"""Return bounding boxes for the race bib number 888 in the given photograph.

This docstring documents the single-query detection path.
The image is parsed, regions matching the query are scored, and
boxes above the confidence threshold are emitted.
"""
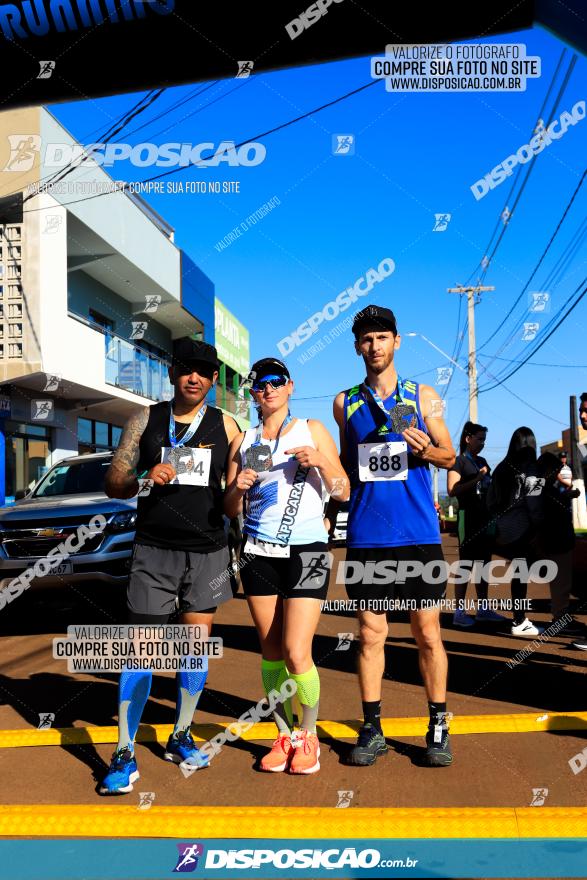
[358,441,408,482]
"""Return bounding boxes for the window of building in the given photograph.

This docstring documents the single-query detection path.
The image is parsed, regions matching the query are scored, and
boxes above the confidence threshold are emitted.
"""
[4,421,51,501]
[78,417,93,446]
[8,323,22,337]
[89,309,115,331]
[8,342,22,358]
[77,417,124,454]
[7,303,21,319]
[95,421,109,447]
[8,284,22,299]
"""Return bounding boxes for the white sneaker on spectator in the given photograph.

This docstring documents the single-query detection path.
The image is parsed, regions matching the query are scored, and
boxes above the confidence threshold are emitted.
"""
[511,618,544,637]
[453,610,475,628]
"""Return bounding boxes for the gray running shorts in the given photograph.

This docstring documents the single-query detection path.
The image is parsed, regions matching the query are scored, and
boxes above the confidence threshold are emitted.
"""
[127,543,233,617]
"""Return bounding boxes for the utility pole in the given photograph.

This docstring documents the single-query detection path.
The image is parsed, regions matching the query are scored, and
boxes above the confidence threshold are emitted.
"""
[447,283,495,422]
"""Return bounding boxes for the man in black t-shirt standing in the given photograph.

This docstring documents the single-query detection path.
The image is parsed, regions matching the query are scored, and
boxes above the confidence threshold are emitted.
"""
[99,338,239,795]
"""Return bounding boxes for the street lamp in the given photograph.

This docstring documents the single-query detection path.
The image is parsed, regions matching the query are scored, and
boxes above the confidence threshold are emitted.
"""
[405,332,465,506]
[405,332,466,373]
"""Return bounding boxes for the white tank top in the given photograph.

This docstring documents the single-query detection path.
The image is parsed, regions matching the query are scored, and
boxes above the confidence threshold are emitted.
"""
[240,418,327,545]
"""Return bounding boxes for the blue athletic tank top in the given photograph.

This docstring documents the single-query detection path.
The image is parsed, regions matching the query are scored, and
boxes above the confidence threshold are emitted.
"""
[343,377,440,547]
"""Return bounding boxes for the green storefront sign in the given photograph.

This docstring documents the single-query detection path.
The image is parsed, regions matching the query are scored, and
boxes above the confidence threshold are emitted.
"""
[214,298,250,376]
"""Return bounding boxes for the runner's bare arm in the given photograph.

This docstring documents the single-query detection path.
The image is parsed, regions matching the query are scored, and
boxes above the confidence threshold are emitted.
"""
[223,432,250,518]
[402,385,455,469]
[324,392,349,534]
[304,419,350,501]
[104,406,150,499]
[332,392,348,469]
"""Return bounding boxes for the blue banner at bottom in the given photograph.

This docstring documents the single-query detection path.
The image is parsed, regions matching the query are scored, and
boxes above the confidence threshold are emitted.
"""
[0,839,586,879]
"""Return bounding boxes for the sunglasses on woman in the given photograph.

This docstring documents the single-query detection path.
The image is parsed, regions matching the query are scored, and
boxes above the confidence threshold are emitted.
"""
[251,374,289,392]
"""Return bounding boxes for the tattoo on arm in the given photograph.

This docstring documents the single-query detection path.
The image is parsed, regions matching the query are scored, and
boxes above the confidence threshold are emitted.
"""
[106,407,149,490]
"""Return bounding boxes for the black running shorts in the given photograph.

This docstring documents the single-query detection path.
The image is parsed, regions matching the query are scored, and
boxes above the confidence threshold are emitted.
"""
[239,540,331,600]
[344,544,447,611]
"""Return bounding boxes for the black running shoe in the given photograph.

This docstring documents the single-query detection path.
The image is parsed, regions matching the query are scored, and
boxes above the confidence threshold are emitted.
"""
[553,617,586,639]
[348,723,388,766]
[424,722,452,767]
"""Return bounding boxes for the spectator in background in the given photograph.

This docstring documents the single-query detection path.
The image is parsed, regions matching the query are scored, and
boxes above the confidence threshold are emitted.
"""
[557,451,573,490]
[535,452,584,638]
[487,427,544,638]
[579,393,587,432]
[448,422,505,627]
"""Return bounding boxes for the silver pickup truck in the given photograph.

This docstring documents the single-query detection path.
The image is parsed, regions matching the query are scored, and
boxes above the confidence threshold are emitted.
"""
[0,452,137,590]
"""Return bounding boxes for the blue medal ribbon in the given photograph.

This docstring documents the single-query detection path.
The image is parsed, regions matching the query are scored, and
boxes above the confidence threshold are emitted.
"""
[253,410,293,454]
[168,401,207,448]
[360,376,405,432]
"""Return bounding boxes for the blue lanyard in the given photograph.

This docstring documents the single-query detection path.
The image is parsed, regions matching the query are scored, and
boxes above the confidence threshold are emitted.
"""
[361,377,404,430]
[253,410,293,454]
[168,401,207,448]
[465,451,480,470]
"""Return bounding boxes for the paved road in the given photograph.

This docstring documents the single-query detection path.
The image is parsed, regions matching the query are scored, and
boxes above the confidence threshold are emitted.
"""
[0,535,586,811]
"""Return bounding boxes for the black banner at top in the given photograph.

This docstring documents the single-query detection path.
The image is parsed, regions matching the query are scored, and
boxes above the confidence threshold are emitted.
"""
[0,0,583,110]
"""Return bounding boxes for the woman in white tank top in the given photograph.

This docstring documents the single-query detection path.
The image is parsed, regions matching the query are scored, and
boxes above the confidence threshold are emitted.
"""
[224,357,349,776]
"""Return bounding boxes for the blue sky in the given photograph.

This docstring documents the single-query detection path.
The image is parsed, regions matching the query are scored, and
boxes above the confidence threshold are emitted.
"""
[51,26,587,476]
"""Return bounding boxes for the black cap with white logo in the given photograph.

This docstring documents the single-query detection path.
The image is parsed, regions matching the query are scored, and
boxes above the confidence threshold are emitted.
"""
[172,337,220,370]
[250,357,290,381]
[352,304,398,337]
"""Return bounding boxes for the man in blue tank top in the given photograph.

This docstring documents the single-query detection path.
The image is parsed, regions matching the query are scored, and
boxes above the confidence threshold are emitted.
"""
[331,305,456,767]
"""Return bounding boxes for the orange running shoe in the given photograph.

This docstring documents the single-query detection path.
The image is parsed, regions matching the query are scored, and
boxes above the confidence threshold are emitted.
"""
[289,729,320,775]
[259,735,293,772]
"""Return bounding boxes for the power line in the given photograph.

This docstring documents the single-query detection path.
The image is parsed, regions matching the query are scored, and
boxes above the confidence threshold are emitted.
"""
[19,89,167,203]
[441,53,572,399]
[480,220,587,387]
[479,275,587,392]
[477,167,586,356]
[122,81,221,140]
[22,79,380,214]
[463,48,568,287]
[479,354,587,368]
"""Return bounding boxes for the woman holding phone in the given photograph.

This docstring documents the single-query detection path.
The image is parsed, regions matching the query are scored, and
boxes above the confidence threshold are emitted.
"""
[224,357,349,775]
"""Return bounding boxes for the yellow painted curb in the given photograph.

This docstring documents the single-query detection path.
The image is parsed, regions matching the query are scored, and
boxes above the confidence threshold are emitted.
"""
[0,711,585,748]
[0,805,585,839]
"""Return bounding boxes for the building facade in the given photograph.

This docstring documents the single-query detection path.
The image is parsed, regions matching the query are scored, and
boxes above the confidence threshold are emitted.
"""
[214,297,251,429]
[0,107,249,503]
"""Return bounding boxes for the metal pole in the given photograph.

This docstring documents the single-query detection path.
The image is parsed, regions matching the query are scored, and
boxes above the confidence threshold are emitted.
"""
[467,289,478,423]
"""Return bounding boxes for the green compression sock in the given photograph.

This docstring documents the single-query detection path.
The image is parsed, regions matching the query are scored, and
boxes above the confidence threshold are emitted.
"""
[261,658,293,736]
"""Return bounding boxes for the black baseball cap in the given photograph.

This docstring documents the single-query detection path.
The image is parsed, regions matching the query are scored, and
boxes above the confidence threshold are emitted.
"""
[559,450,568,458]
[250,357,290,381]
[352,304,398,337]
[172,337,219,370]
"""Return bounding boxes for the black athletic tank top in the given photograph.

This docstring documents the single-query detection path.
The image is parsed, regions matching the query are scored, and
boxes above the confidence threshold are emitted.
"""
[135,401,229,552]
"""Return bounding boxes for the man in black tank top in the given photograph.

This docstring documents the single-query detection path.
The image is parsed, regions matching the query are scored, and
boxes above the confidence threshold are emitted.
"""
[99,338,240,795]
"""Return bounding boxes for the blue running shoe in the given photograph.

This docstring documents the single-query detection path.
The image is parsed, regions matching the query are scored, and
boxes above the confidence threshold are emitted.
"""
[164,729,210,770]
[99,747,139,795]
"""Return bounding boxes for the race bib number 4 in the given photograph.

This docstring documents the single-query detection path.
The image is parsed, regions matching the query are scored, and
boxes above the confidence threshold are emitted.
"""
[358,441,408,482]
[161,446,211,486]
